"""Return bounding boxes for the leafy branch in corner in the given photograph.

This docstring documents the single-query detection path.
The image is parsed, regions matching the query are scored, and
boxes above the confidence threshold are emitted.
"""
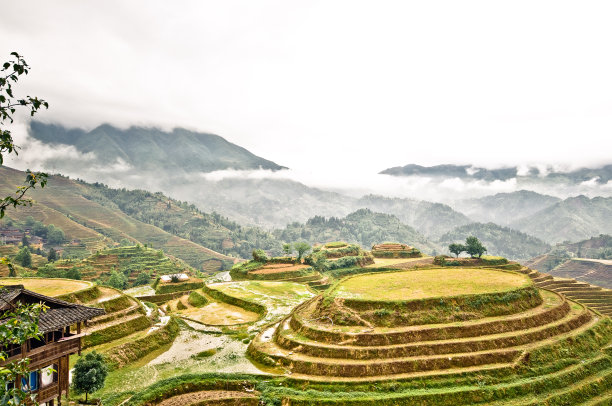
[0,52,49,219]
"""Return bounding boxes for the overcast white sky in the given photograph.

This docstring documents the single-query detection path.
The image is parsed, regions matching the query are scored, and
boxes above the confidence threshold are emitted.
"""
[2,0,612,180]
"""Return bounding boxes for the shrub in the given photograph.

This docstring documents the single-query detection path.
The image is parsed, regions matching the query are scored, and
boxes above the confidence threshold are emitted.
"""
[155,280,204,295]
[252,249,269,262]
[191,348,217,359]
[187,291,208,307]
[324,241,348,248]
[176,300,187,310]
[433,256,447,266]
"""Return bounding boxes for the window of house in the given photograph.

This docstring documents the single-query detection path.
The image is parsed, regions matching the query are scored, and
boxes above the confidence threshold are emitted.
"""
[20,371,39,392]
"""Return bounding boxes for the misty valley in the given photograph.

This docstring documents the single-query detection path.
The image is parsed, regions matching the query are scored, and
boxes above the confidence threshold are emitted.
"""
[1,122,612,405]
[3,5,612,404]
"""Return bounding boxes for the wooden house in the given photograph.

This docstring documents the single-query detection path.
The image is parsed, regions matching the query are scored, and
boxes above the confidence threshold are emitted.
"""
[0,285,105,405]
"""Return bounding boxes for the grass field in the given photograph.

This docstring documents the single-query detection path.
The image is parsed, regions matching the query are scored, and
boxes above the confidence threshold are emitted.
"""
[250,263,310,274]
[366,256,432,268]
[173,297,260,325]
[334,268,531,301]
[0,277,93,297]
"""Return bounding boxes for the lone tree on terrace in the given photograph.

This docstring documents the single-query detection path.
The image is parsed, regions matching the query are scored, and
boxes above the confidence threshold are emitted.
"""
[448,243,465,258]
[465,236,487,258]
[15,245,32,268]
[282,243,292,256]
[294,242,311,262]
[73,351,108,402]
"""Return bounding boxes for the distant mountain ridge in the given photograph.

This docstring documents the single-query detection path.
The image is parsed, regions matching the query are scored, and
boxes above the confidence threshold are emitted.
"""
[454,190,561,226]
[380,163,612,184]
[510,196,612,243]
[29,121,287,172]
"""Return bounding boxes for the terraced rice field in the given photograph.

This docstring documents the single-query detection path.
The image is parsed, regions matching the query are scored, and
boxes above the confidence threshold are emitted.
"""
[334,268,530,301]
[0,277,93,296]
[250,263,311,274]
[169,292,260,325]
[366,256,430,268]
[249,266,610,404]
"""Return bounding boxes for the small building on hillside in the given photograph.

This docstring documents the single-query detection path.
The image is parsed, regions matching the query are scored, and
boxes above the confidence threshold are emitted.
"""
[160,273,189,283]
[0,285,105,405]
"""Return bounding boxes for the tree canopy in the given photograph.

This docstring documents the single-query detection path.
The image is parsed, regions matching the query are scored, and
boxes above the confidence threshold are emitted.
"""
[465,236,487,258]
[72,352,108,402]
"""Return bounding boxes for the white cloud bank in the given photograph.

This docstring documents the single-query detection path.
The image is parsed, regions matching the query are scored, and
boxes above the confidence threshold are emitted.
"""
[1,0,612,179]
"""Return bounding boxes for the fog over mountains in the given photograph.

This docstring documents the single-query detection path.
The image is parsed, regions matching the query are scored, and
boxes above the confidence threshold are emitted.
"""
[5,121,612,260]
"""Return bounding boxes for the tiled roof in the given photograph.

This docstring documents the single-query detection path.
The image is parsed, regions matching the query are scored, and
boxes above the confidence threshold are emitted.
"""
[0,285,105,332]
[38,307,105,332]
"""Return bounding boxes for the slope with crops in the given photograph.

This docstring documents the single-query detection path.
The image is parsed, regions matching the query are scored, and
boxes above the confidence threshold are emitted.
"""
[0,166,236,272]
[246,263,612,404]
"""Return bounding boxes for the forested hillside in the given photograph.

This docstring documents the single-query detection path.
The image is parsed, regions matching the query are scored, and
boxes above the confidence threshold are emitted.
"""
[510,195,612,243]
[275,209,439,253]
[438,222,550,260]
[356,195,471,238]
[454,190,560,225]
[0,166,237,272]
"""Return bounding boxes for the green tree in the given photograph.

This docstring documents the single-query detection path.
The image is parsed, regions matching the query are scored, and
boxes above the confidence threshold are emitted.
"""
[64,267,82,280]
[448,243,465,258]
[134,271,151,286]
[0,300,47,405]
[107,270,128,290]
[252,249,268,262]
[282,243,292,256]
[72,351,108,402]
[465,236,487,258]
[32,221,47,238]
[294,241,311,262]
[47,247,57,262]
[15,246,31,268]
[21,234,29,247]
[46,225,65,245]
[0,52,49,406]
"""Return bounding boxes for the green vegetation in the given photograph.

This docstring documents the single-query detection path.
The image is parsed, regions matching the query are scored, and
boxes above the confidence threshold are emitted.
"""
[83,315,151,348]
[73,351,108,402]
[155,278,204,295]
[333,268,530,301]
[187,290,208,307]
[14,246,31,267]
[371,243,421,258]
[0,167,236,272]
[323,241,347,248]
[439,222,549,260]
[103,317,180,369]
[294,242,311,261]
[276,209,438,254]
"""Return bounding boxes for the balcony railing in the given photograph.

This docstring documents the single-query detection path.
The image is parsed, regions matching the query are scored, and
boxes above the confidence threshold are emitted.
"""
[2,335,82,368]
[27,335,81,368]
[31,383,60,404]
